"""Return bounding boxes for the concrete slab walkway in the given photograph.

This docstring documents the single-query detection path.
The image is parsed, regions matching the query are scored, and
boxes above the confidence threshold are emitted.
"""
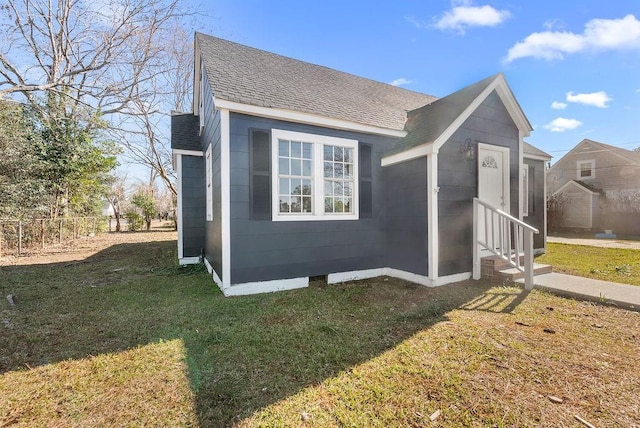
[517,272,640,311]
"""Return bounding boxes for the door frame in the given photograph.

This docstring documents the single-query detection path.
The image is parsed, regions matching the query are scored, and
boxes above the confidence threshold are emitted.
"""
[477,142,510,212]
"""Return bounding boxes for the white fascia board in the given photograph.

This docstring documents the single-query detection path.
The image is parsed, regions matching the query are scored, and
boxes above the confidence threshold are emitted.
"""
[381,143,435,167]
[214,99,407,138]
[192,42,202,114]
[172,149,204,157]
[554,180,599,196]
[433,75,532,152]
[523,153,551,161]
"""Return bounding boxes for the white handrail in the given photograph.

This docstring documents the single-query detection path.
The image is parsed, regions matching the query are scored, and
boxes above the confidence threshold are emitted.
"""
[472,198,538,290]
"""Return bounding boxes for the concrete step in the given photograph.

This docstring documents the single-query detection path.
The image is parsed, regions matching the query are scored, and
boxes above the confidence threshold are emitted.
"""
[497,263,553,281]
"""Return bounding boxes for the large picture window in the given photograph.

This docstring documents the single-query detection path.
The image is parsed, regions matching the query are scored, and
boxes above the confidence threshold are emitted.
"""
[271,129,358,221]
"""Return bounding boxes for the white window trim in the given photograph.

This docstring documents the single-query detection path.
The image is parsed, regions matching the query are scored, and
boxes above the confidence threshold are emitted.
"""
[271,129,359,221]
[205,144,213,221]
[522,166,529,217]
[577,159,595,180]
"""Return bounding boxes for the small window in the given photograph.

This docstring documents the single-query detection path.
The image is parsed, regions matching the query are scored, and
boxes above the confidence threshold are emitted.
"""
[205,145,212,221]
[271,129,359,221]
[522,166,529,217]
[577,159,595,179]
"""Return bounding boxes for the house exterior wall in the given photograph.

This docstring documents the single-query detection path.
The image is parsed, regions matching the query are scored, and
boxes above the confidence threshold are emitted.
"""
[548,141,640,194]
[561,188,593,229]
[181,155,206,257]
[226,112,429,284]
[438,90,520,276]
[524,158,546,250]
[200,72,224,278]
[384,158,428,276]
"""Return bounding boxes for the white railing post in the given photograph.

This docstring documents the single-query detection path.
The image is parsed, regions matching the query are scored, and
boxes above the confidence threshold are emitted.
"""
[523,230,534,290]
[472,198,480,280]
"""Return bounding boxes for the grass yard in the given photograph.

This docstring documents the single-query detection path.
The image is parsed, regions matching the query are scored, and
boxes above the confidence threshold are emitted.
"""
[537,242,640,286]
[1,232,639,427]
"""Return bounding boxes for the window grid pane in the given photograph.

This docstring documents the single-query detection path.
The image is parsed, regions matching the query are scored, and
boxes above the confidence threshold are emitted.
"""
[278,139,313,214]
[323,145,354,214]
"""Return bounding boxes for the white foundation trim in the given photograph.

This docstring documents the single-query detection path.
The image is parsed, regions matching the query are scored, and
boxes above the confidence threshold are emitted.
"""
[432,272,472,286]
[214,99,407,138]
[179,257,200,265]
[206,267,475,296]
[223,277,309,297]
[327,268,387,284]
[203,257,223,289]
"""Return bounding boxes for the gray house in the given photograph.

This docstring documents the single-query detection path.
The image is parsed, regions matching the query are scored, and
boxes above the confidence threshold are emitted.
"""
[548,138,640,234]
[171,33,550,296]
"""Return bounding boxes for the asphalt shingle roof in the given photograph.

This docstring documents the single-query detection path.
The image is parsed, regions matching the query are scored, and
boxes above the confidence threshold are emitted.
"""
[523,141,551,159]
[171,113,201,151]
[196,33,437,131]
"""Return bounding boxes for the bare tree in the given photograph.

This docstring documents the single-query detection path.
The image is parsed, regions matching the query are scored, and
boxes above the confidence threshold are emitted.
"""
[0,0,184,119]
[106,176,128,232]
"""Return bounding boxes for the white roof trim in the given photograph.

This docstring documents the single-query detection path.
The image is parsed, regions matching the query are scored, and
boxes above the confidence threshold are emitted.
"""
[380,74,532,167]
[433,74,531,151]
[381,143,435,167]
[553,180,600,196]
[172,149,203,157]
[524,153,551,161]
[214,99,408,138]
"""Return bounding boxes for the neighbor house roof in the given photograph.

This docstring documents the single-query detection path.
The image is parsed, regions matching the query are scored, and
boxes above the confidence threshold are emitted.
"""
[171,113,201,151]
[195,33,437,132]
[523,142,551,159]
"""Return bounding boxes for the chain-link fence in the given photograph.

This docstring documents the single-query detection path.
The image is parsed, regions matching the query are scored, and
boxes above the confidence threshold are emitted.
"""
[0,217,108,257]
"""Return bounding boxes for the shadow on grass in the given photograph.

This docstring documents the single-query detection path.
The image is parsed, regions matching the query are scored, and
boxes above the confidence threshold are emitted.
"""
[0,239,525,427]
[460,287,532,314]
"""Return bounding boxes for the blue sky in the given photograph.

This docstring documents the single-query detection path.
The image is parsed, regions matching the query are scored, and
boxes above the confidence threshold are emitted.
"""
[194,0,640,162]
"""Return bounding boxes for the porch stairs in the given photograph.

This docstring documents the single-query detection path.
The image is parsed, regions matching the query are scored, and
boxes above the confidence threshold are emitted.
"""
[472,198,549,290]
[480,255,552,283]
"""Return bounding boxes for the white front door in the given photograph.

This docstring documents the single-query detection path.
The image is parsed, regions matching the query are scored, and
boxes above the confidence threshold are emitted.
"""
[477,143,510,245]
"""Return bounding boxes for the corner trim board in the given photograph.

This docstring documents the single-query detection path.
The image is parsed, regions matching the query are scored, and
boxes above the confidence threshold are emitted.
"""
[176,154,184,260]
[220,109,231,288]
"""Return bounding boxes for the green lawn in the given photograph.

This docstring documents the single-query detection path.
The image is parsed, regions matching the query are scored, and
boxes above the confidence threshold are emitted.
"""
[1,232,639,427]
[537,242,640,286]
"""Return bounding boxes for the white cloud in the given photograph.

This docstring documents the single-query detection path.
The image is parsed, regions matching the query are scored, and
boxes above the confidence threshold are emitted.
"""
[405,16,427,29]
[435,4,511,34]
[544,117,582,132]
[566,91,612,108]
[551,101,567,110]
[389,78,413,87]
[505,14,640,62]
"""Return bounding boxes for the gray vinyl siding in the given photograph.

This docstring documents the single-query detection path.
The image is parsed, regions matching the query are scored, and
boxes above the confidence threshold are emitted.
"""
[181,155,205,257]
[548,142,640,194]
[524,158,545,249]
[384,158,428,276]
[227,113,429,284]
[201,70,224,278]
[438,90,519,276]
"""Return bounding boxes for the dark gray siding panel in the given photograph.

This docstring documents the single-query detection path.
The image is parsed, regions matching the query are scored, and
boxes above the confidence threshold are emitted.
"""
[438,90,520,276]
[200,71,223,278]
[384,158,428,275]
[181,155,205,257]
[524,158,545,249]
[228,113,409,284]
